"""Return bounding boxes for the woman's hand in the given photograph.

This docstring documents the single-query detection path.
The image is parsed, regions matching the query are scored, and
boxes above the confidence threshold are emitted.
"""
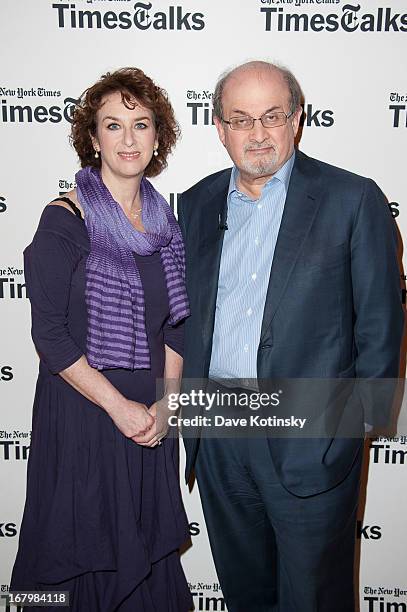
[136,396,173,448]
[109,399,155,441]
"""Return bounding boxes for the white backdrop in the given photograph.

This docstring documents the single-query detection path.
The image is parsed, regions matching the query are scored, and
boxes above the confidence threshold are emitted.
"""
[1,1,406,609]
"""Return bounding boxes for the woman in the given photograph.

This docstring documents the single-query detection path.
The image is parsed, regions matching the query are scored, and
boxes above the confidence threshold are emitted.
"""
[11,67,193,611]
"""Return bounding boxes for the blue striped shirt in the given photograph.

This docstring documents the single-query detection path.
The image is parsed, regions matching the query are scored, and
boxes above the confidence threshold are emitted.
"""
[209,151,295,381]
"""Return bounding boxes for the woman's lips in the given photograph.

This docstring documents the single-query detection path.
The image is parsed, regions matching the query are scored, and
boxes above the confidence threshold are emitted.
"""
[118,151,141,160]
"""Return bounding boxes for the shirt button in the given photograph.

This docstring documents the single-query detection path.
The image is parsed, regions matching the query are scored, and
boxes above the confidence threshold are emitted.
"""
[257,204,263,209]
[254,237,259,245]
[247,308,252,316]
[251,273,257,281]
[244,344,249,352]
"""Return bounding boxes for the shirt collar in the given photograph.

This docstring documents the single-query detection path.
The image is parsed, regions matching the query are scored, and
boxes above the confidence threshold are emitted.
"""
[228,149,296,199]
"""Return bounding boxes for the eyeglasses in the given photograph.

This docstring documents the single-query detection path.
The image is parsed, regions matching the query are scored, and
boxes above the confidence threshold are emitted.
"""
[222,110,294,131]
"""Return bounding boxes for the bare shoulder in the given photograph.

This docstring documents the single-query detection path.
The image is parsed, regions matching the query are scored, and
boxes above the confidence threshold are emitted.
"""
[47,189,84,217]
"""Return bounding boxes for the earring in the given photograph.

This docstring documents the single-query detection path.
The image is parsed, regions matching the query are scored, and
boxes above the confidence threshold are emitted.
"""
[94,150,99,159]
[153,147,158,157]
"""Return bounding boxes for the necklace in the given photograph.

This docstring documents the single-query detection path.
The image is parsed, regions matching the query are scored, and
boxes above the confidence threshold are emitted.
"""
[129,206,142,219]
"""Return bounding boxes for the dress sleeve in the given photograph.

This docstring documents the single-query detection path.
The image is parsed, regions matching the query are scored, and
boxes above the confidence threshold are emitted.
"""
[24,226,85,374]
[163,318,185,358]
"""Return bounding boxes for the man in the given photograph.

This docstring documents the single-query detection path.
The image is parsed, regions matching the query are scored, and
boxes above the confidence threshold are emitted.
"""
[177,61,403,612]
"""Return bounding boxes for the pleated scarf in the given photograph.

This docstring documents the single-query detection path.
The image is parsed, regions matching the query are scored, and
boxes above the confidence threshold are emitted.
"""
[76,166,189,370]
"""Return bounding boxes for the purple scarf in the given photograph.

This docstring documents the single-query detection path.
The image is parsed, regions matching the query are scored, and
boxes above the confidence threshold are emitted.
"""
[76,166,189,370]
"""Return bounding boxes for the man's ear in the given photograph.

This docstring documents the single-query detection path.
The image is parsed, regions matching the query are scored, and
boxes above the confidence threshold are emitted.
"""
[214,115,226,147]
[291,106,303,139]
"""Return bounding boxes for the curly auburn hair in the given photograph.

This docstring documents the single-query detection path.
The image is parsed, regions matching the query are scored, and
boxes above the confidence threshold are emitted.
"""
[70,67,180,177]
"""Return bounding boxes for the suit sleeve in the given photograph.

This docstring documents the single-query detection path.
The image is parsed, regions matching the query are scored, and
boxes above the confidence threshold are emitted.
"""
[350,179,404,428]
[351,178,403,378]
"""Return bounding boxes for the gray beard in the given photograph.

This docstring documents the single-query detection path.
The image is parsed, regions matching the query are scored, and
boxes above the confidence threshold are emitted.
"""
[240,146,278,177]
[240,156,278,177]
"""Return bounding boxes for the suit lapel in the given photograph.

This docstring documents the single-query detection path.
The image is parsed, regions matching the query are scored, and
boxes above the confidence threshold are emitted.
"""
[198,170,230,351]
[260,152,323,341]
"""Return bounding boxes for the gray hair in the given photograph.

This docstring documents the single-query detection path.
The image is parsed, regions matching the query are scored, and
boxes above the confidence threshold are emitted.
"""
[212,60,303,119]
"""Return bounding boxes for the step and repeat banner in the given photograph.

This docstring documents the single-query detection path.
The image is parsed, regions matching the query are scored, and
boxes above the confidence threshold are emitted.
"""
[1,0,406,609]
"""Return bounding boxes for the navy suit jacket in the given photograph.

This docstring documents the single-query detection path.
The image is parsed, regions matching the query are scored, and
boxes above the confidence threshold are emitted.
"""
[178,150,404,496]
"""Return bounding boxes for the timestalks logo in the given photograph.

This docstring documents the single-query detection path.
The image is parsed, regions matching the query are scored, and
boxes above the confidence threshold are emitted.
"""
[189,521,200,536]
[388,202,399,219]
[191,592,225,611]
[52,2,205,30]
[0,196,7,213]
[356,521,382,540]
[389,105,407,128]
[0,440,30,461]
[0,366,13,382]
[260,4,407,32]
[169,193,180,213]
[187,102,334,127]
[0,523,17,538]
[0,275,27,299]
[370,441,407,465]
[0,97,78,124]
[300,104,334,127]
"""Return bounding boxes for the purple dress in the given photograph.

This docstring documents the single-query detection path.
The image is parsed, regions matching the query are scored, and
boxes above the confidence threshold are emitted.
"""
[11,206,193,612]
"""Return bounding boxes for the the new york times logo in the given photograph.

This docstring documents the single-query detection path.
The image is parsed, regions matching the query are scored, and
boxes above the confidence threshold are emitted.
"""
[389,92,407,128]
[85,0,131,3]
[363,586,407,611]
[0,86,61,99]
[189,579,224,611]
[262,1,340,5]
[0,195,7,214]
[52,2,205,30]
[59,179,76,196]
[0,267,27,299]
[0,430,31,461]
[260,3,407,32]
